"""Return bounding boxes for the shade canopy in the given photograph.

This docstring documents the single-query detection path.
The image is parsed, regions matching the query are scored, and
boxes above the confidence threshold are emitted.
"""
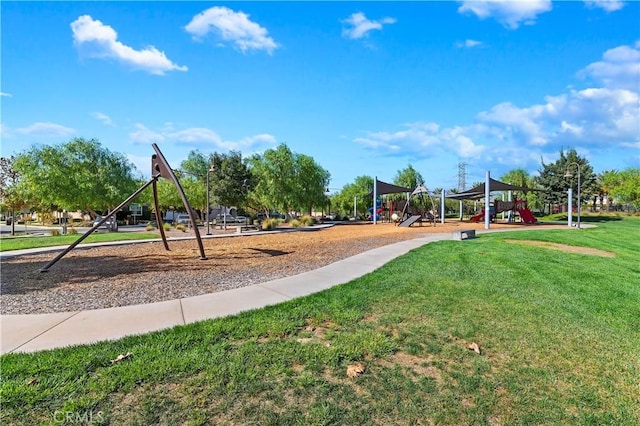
[447,178,543,200]
[367,179,413,197]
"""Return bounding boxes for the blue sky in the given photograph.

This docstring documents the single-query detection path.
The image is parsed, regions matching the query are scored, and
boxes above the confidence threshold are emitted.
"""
[2,1,639,191]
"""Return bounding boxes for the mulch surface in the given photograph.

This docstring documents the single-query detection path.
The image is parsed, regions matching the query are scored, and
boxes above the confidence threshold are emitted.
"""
[1,221,561,314]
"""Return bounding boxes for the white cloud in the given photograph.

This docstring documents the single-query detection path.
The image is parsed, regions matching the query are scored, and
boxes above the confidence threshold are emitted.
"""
[126,154,151,177]
[91,112,114,126]
[477,88,639,148]
[584,0,625,12]
[456,39,483,48]
[355,121,485,159]
[129,123,165,144]
[458,0,552,29]
[169,128,222,145]
[579,41,640,90]
[1,92,12,97]
[185,6,278,54]
[130,123,276,151]
[354,42,639,174]
[16,122,76,137]
[0,124,10,138]
[341,12,397,40]
[71,15,188,75]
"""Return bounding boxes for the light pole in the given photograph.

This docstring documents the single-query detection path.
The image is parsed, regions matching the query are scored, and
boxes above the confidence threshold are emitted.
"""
[564,162,581,229]
[206,165,215,235]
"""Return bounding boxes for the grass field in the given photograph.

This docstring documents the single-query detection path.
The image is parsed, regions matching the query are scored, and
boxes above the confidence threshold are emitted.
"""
[1,216,638,424]
[0,232,159,252]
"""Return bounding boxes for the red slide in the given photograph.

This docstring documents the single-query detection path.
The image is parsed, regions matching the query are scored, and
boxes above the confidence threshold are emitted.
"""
[470,211,484,222]
[517,208,537,224]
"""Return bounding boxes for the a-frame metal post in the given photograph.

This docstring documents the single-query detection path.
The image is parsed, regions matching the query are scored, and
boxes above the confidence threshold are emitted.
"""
[39,143,207,272]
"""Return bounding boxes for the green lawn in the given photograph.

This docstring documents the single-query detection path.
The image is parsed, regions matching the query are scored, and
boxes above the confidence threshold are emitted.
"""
[1,217,639,425]
[0,232,160,252]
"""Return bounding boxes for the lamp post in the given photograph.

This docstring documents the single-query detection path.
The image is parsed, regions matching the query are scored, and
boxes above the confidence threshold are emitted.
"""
[206,165,215,235]
[564,162,581,229]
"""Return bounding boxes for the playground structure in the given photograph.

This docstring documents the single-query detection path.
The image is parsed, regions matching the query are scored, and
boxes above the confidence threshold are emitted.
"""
[39,143,207,272]
[470,199,537,224]
[395,185,438,227]
[368,180,438,227]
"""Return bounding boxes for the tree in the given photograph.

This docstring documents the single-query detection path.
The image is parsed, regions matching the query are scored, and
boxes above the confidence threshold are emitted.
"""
[292,154,330,215]
[600,168,640,211]
[0,156,25,235]
[209,151,252,213]
[393,164,423,189]
[13,138,139,218]
[331,175,374,217]
[537,148,596,215]
[247,143,329,217]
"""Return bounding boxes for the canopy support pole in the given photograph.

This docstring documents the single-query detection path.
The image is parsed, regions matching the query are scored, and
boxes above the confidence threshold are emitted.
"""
[485,171,491,230]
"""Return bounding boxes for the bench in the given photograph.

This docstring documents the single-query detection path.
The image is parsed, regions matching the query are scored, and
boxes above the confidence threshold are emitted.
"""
[236,225,260,233]
[452,229,476,240]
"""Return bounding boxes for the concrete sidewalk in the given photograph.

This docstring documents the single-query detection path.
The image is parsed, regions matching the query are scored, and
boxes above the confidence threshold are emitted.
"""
[1,233,451,354]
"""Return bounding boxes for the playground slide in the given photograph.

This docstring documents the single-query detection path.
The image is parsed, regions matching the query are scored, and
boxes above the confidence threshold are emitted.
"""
[470,212,484,222]
[517,208,538,224]
[399,215,422,227]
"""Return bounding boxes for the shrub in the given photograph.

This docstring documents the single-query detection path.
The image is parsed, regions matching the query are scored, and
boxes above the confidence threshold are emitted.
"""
[145,224,154,231]
[176,224,187,232]
[163,223,171,231]
[261,218,279,230]
[290,219,301,228]
[300,215,315,226]
[67,228,78,235]
[50,229,60,236]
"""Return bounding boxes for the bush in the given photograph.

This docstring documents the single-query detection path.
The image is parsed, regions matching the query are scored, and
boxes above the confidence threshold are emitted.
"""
[67,228,78,235]
[163,223,171,231]
[50,229,60,236]
[176,224,187,232]
[261,218,279,230]
[145,224,154,231]
[300,215,315,226]
[290,219,301,228]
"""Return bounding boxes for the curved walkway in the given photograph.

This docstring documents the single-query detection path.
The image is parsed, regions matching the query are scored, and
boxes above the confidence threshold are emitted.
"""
[1,232,454,354]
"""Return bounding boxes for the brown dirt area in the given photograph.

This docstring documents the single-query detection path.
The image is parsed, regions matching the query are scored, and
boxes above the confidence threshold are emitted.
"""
[1,221,564,314]
[503,239,615,257]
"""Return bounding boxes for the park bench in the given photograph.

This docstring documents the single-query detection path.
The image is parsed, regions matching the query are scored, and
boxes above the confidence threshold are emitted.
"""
[236,225,260,233]
[452,229,476,240]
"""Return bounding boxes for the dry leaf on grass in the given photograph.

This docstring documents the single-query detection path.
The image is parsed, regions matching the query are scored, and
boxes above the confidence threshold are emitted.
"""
[467,343,481,355]
[110,352,133,364]
[347,362,366,378]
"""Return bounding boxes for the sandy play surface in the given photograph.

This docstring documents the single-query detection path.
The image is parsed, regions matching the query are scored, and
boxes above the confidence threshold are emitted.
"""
[1,221,562,314]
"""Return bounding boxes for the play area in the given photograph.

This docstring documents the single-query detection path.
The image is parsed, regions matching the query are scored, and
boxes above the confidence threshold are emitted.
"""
[369,176,542,228]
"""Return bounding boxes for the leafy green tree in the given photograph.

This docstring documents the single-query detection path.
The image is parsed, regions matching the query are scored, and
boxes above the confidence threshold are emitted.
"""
[248,144,296,216]
[248,143,329,217]
[393,164,423,189]
[0,156,25,235]
[292,154,330,215]
[13,138,139,218]
[537,148,596,215]
[331,175,374,217]
[209,151,252,213]
[600,168,640,211]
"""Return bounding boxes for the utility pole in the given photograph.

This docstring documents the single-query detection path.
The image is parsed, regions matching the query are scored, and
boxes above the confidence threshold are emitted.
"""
[457,162,467,192]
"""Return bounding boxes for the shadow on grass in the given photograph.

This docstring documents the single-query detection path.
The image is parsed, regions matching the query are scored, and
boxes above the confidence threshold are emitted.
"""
[556,215,624,223]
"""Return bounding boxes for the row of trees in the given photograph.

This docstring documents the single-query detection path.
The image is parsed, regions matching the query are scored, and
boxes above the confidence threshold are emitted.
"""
[328,148,639,218]
[1,139,637,232]
[0,138,331,231]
